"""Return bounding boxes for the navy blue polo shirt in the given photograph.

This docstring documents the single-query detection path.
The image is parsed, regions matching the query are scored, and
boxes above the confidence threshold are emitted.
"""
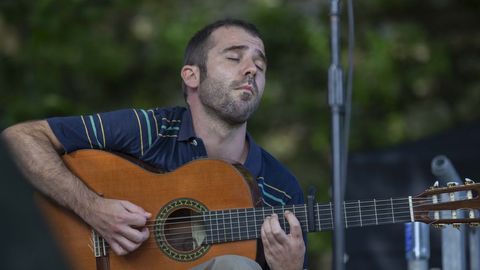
[47,106,307,268]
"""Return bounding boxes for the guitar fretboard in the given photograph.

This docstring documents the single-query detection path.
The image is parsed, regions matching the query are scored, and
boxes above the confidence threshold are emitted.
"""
[202,198,415,245]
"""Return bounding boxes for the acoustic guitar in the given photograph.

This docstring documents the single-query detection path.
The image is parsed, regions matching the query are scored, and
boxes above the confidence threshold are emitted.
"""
[36,150,480,270]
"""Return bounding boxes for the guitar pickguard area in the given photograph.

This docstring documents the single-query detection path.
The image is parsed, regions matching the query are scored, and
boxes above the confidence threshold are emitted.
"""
[154,198,211,262]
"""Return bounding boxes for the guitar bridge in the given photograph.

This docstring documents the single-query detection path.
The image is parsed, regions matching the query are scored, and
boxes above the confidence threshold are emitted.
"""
[92,230,108,257]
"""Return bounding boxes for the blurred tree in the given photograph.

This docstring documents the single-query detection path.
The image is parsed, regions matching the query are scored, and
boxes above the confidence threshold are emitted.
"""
[1,0,479,269]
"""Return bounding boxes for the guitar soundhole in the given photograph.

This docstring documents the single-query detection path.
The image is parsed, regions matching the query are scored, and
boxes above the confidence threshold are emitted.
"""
[155,198,210,262]
[164,208,200,251]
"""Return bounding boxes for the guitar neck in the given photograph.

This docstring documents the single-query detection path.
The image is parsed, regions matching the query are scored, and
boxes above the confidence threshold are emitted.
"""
[202,197,414,244]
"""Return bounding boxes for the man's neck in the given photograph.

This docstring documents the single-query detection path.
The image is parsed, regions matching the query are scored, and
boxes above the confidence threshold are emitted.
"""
[190,105,249,164]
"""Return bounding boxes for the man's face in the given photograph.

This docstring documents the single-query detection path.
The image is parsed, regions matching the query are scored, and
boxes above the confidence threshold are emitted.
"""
[198,26,267,125]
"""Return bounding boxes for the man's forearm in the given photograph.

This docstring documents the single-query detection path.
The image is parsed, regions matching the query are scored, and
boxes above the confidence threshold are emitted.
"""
[1,121,99,219]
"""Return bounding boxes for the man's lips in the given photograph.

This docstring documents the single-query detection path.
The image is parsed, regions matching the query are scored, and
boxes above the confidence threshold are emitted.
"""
[237,85,254,93]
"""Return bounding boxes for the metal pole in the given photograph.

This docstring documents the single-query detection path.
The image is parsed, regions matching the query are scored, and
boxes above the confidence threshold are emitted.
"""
[405,222,430,270]
[431,156,466,270]
[470,227,480,270]
[328,1,345,269]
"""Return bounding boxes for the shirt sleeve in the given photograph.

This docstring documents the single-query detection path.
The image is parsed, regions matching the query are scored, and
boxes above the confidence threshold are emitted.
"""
[47,108,159,158]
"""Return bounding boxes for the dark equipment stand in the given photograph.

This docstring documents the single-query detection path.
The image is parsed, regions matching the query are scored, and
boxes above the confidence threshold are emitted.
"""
[328,0,346,269]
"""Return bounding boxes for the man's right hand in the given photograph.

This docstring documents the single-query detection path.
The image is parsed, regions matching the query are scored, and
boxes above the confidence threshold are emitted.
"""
[85,198,151,256]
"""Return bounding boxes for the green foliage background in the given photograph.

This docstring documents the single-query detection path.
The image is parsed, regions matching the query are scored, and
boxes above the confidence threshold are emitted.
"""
[1,0,479,268]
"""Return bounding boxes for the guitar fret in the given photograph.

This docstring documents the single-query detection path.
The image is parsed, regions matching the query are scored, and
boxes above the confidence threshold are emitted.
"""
[344,202,348,228]
[206,211,215,244]
[245,208,249,239]
[360,200,373,227]
[224,210,230,242]
[255,208,259,238]
[262,206,265,221]
[299,205,307,232]
[249,208,256,240]
[374,199,378,225]
[217,210,223,243]
[390,198,395,223]
[227,211,231,241]
[318,204,328,230]
[219,210,224,243]
[345,201,356,227]
[222,210,227,243]
[215,211,220,243]
[235,209,240,241]
[281,205,286,232]
[238,209,247,241]
[259,208,264,238]
[377,199,392,225]
[254,208,258,239]
[226,210,231,241]
[228,210,233,242]
[303,204,310,232]
[260,208,266,237]
[203,213,210,244]
[213,211,218,243]
[207,211,214,244]
[249,209,256,239]
[329,202,333,228]
[262,207,267,235]
[358,200,363,227]
[316,204,321,231]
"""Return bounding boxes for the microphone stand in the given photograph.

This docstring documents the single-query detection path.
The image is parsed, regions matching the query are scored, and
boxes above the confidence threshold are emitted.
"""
[328,0,345,269]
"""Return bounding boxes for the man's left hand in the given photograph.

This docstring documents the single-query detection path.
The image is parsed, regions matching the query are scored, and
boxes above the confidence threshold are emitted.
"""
[261,211,305,270]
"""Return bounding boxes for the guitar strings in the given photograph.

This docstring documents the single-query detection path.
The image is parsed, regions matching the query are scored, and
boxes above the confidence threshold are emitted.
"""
[89,212,434,253]
[90,204,467,253]
[141,196,453,228]
[144,205,430,233]
[94,211,417,246]
[87,196,476,253]
[144,203,471,238]
[141,207,465,234]
[142,196,438,225]
[138,208,438,239]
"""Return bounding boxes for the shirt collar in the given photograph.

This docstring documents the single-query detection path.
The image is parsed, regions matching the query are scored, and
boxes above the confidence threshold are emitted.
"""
[244,132,262,178]
[178,107,196,141]
[178,106,262,177]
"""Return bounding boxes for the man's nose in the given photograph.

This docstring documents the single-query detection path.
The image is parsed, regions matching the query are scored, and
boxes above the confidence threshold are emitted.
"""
[242,59,257,77]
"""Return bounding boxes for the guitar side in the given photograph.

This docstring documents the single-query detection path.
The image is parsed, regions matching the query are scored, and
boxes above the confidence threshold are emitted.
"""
[36,150,260,270]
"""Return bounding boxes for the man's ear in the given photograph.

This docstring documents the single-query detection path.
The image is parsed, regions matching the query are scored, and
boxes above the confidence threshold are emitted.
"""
[181,65,200,90]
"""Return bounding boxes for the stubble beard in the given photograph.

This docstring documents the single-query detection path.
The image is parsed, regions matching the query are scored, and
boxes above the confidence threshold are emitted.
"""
[198,76,261,126]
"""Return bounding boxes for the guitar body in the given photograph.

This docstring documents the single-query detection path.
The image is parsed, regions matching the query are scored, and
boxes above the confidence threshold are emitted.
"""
[36,150,260,270]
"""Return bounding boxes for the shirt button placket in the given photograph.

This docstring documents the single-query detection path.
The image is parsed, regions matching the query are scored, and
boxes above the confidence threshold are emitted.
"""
[191,139,198,146]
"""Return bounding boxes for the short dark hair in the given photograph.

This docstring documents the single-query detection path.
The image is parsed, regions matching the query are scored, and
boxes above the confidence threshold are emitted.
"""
[182,19,263,99]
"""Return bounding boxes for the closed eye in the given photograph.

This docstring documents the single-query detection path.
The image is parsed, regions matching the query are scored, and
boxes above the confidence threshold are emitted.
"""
[227,57,240,61]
